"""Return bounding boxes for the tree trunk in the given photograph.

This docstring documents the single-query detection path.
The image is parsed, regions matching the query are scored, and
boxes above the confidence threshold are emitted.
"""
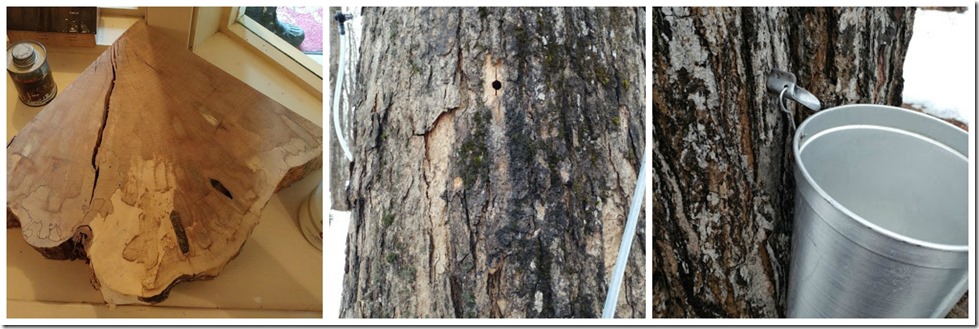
[340,7,646,318]
[651,7,924,317]
[6,22,322,304]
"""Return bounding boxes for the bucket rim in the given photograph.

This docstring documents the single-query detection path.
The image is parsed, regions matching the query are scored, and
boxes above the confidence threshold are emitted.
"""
[793,104,969,252]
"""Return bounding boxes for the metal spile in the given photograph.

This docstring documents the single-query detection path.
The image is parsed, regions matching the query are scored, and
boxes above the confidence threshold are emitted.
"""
[767,69,821,111]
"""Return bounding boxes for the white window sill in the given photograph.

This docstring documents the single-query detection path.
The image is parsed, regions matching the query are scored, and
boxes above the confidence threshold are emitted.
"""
[193,31,322,127]
[7,24,322,141]
[97,15,141,46]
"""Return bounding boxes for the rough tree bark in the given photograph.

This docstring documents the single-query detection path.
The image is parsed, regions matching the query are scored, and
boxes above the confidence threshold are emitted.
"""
[650,7,945,317]
[340,7,646,318]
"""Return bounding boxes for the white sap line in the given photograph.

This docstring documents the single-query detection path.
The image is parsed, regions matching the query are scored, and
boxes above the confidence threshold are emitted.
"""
[333,20,353,161]
[602,149,648,318]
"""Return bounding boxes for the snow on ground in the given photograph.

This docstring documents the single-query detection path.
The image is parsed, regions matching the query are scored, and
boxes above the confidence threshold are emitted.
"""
[325,210,351,319]
[902,6,976,127]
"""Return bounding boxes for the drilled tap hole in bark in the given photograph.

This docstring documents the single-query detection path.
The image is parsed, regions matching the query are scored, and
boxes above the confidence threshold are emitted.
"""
[492,80,502,90]
[209,178,233,199]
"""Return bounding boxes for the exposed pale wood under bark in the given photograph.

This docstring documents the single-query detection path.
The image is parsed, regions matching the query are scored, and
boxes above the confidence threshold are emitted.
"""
[340,7,646,318]
[651,7,940,317]
[7,22,322,304]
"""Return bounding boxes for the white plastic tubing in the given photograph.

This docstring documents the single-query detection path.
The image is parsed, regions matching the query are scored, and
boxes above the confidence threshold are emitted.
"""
[602,148,647,318]
[333,21,353,162]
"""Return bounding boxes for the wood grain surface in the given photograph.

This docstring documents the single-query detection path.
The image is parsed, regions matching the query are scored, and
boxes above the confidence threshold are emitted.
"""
[7,21,322,305]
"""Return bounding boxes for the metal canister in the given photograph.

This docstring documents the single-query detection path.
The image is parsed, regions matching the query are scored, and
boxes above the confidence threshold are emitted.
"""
[7,41,57,107]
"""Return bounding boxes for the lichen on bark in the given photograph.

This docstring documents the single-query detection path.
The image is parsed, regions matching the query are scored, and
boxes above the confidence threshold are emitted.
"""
[652,7,928,318]
[339,7,646,318]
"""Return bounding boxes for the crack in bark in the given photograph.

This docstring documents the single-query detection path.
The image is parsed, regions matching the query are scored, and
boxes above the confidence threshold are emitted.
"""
[606,130,624,197]
[533,234,554,317]
[454,10,464,84]
[417,124,441,315]
[90,49,117,205]
[460,189,477,266]
[449,275,463,317]
[738,8,760,183]
[487,254,503,317]
[428,230,435,286]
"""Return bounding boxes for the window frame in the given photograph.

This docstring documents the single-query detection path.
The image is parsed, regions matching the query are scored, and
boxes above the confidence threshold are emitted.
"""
[218,7,323,95]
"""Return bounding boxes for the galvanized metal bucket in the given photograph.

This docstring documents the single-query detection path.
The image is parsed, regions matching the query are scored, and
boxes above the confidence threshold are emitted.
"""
[787,104,968,318]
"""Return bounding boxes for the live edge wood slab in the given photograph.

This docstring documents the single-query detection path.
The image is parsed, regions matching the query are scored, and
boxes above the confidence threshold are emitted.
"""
[7,22,323,305]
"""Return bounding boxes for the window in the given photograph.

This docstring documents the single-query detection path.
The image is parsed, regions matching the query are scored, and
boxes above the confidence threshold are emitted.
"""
[221,7,323,94]
[238,7,323,65]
